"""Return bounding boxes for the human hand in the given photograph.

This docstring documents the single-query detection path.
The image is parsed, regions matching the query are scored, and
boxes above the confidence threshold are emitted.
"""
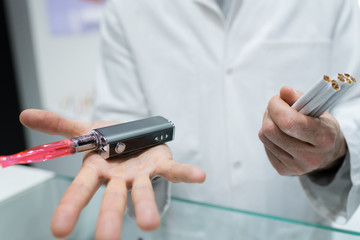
[258,86,347,176]
[19,109,206,239]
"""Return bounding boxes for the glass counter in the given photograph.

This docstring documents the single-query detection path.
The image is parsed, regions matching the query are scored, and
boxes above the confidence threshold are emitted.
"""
[0,173,359,240]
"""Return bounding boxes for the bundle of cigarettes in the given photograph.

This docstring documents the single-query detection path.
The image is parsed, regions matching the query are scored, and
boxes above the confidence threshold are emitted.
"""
[291,73,357,117]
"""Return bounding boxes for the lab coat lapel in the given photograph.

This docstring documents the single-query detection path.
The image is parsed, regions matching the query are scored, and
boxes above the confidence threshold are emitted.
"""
[193,0,225,20]
[226,0,243,27]
[194,0,242,27]
[193,0,217,7]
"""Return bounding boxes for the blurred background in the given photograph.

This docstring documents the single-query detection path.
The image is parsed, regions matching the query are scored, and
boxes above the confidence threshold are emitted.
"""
[1,0,105,176]
[1,0,360,235]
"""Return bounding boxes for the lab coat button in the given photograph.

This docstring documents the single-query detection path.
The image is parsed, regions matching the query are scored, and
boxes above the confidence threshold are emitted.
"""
[227,68,233,75]
[233,161,241,169]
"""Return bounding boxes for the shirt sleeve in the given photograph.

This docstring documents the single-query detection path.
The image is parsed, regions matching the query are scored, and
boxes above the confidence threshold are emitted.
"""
[299,0,360,224]
[91,0,170,218]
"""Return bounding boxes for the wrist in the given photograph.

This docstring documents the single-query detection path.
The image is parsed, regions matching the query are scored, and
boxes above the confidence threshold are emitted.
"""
[307,149,347,186]
[322,132,347,171]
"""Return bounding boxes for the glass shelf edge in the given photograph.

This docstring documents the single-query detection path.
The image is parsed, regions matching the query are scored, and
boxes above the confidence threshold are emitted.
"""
[171,196,360,236]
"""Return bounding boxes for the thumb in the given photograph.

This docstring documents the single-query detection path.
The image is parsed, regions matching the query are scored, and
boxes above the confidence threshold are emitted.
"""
[19,109,90,138]
[280,86,303,106]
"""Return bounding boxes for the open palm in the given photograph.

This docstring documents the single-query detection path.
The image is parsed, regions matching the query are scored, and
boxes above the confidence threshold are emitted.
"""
[20,109,206,239]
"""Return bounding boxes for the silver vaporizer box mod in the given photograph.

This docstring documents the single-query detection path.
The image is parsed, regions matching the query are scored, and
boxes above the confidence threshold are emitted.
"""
[92,116,175,159]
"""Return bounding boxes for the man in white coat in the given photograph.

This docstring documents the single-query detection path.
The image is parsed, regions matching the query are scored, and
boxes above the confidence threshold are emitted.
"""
[19,0,360,239]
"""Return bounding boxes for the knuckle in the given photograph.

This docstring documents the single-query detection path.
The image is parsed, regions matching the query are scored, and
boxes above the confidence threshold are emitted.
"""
[269,157,288,176]
[277,115,299,133]
[258,130,264,140]
[268,95,278,106]
[276,167,288,176]
[315,131,336,150]
[261,118,277,136]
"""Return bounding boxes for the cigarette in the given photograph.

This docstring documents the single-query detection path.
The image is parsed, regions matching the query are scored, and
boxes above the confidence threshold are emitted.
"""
[291,73,356,117]
[299,80,339,116]
[291,75,330,111]
[338,73,346,83]
[311,77,353,117]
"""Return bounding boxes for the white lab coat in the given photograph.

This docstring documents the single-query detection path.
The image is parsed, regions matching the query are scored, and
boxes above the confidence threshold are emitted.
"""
[92,0,360,237]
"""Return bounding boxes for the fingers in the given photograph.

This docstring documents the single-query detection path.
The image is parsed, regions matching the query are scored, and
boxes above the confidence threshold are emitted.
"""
[266,94,341,147]
[129,144,206,184]
[260,111,314,154]
[258,131,293,164]
[267,94,320,144]
[280,86,303,106]
[259,133,310,175]
[261,90,347,175]
[19,109,89,138]
[51,165,101,238]
[50,142,206,238]
[264,147,292,176]
[131,176,160,231]
[157,161,206,183]
[95,178,127,240]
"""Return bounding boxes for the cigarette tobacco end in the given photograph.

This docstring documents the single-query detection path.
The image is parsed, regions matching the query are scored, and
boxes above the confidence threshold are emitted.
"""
[331,80,340,90]
[323,75,331,82]
[338,75,345,82]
